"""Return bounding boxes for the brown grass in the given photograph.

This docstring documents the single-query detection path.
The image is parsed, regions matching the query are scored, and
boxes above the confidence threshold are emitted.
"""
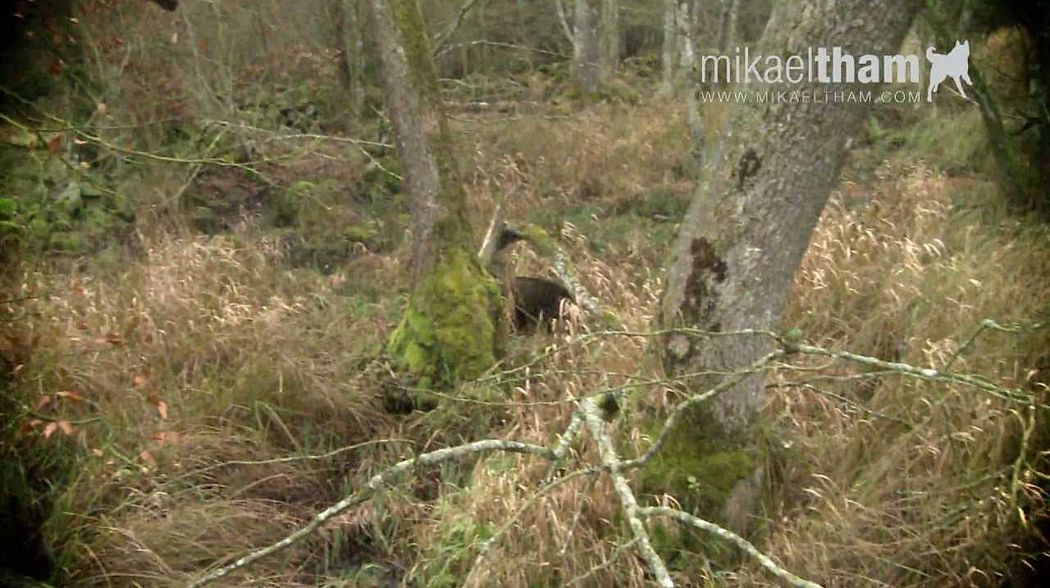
[2,6,1048,586]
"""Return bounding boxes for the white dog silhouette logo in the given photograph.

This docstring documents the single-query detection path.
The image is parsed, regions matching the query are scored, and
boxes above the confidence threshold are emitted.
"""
[926,40,972,102]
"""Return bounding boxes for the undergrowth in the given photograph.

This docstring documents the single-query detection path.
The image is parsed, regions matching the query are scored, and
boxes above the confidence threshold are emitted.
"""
[0,3,1047,586]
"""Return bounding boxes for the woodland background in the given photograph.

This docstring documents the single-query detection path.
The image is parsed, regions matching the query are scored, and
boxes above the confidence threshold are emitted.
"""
[1,0,1049,586]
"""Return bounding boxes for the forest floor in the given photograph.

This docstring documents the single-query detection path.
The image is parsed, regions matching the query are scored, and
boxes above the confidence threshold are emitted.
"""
[2,81,1049,587]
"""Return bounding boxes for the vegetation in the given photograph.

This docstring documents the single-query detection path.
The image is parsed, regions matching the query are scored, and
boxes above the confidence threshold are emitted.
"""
[0,0,1047,587]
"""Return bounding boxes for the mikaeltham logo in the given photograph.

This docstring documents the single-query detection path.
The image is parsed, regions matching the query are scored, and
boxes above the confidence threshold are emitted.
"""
[696,42,972,105]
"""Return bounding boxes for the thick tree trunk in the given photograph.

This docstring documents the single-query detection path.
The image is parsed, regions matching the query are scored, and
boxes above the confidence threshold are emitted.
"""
[573,0,601,93]
[365,0,500,392]
[659,0,921,533]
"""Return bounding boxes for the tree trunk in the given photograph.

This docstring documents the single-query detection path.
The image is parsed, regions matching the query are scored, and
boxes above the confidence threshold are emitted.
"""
[332,0,365,122]
[682,1,704,171]
[600,0,619,77]
[573,0,601,93]
[660,0,677,94]
[658,0,921,534]
[365,0,501,392]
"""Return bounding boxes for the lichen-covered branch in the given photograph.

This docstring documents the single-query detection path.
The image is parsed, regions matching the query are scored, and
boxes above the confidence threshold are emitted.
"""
[581,397,675,588]
[621,350,784,470]
[638,507,822,588]
[187,438,557,587]
[187,320,1033,586]
[795,344,1035,405]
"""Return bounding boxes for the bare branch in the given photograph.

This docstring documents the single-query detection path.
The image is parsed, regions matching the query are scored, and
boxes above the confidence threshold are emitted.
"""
[432,0,491,55]
[188,439,556,587]
[638,506,822,588]
[555,0,575,44]
[795,344,1035,405]
[621,350,785,470]
[581,397,675,587]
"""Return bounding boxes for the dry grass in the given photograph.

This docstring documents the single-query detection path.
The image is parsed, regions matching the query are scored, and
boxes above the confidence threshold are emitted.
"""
[5,95,1048,586]
[2,5,1048,585]
[751,164,1050,587]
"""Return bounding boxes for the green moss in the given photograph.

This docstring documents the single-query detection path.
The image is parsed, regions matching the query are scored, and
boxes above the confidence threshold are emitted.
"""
[638,405,761,570]
[47,232,85,253]
[386,247,501,392]
[640,405,757,518]
[518,223,557,256]
[344,222,380,244]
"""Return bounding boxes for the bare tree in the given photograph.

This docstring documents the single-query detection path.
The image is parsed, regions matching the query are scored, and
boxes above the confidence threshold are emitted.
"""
[659,0,921,533]
[717,0,737,51]
[680,1,704,170]
[366,0,501,392]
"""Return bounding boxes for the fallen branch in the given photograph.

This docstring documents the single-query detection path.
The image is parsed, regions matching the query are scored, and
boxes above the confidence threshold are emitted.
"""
[638,507,822,588]
[187,438,558,587]
[186,321,1033,586]
[581,396,674,588]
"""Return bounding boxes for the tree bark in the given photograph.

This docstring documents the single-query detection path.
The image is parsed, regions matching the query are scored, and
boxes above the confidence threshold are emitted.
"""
[682,1,704,171]
[659,0,921,533]
[600,0,619,76]
[365,0,501,391]
[660,0,677,94]
[573,0,601,93]
[332,0,365,122]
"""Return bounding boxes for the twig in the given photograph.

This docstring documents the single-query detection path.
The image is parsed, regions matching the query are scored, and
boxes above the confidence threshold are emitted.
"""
[771,382,911,426]
[795,344,1035,406]
[171,438,415,484]
[944,318,1047,371]
[463,466,600,585]
[439,40,571,60]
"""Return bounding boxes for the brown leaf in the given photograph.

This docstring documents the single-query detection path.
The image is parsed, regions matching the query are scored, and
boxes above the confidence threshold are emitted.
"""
[157,400,168,420]
[151,431,183,446]
[35,394,53,411]
[56,390,84,402]
[42,422,58,439]
[139,450,156,466]
[57,420,73,435]
[46,134,63,153]
[132,373,148,389]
